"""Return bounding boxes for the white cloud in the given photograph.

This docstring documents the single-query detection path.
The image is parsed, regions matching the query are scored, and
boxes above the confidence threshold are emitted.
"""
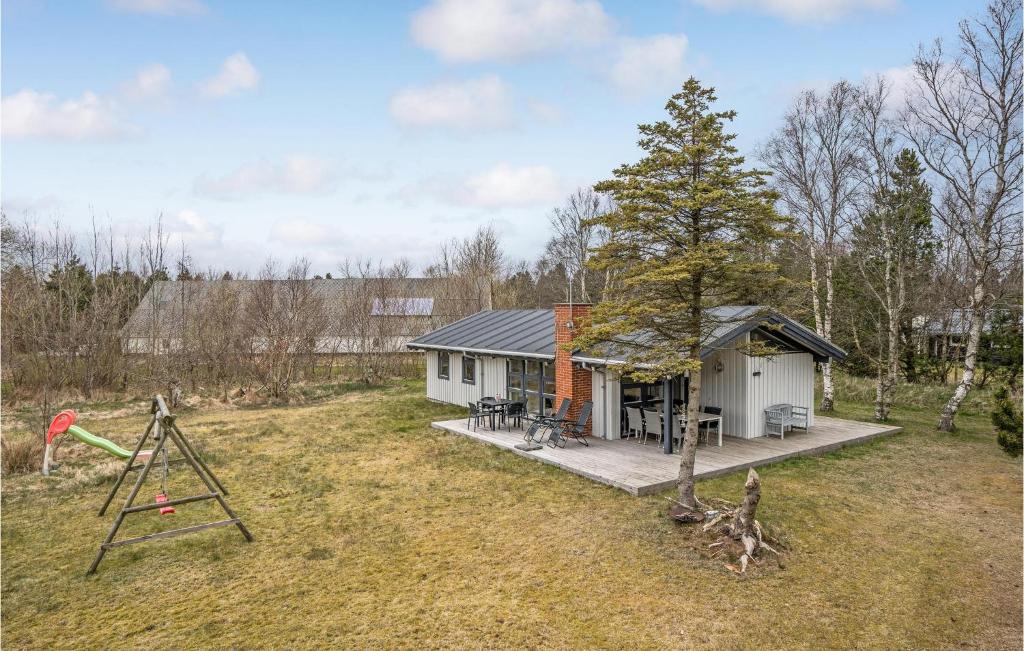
[877,65,916,107]
[390,75,515,132]
[527,100,564,123]
[198,52,260,99]
[167,209,222,247]
[411,0,613,63]
[458,163,568,207]
[1,89,137,140]
[121,64,172,101]
[691,0,897,22]
[608,34,688,96]
[194,156,336,199]
[106,0,207,15]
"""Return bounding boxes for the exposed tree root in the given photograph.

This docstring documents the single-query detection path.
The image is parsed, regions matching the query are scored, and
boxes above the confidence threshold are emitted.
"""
[668,467,784,574]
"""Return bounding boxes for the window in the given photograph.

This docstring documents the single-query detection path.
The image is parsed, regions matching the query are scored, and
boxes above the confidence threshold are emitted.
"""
[462,356,476,385]
[438,351,450,380]
[507,357,556,415]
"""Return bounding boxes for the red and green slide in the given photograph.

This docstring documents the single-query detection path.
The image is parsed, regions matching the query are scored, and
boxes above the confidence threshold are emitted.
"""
[42,409,150,476]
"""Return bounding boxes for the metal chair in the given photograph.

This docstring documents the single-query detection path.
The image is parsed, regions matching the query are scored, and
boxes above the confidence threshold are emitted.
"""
[547,401,593,448]
[467,402,485,431]
[506,401,526,431]
[542,397,571,427]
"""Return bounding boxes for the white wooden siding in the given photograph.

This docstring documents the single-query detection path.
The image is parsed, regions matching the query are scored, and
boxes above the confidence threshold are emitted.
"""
[606,372,621,440]
[425,351,508,407]
[746,351,815,437]
[700,336,751,438]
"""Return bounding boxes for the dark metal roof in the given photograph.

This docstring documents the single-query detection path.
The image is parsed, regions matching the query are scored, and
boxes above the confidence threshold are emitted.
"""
[407,306,847,362]
[406,309,556,358]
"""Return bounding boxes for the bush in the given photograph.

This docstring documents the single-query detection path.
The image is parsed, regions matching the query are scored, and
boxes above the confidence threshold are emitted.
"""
[2,436,43,476]
[992,386,1023,457]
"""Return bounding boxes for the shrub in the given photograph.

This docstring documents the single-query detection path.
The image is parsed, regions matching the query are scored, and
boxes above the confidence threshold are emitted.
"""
[992,386,1023,457]
[2,436,43,476]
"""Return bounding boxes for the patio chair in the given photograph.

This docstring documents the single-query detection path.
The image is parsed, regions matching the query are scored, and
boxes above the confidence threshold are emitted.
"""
[522,398,571,444]
[641,407,662,445]
[700,406,722,445]
[624,406,644,441]
[522,418,548,443]
[542,397,571,426]
[506,401,526,431]
[547,401,593,448]
[468,402,487,431]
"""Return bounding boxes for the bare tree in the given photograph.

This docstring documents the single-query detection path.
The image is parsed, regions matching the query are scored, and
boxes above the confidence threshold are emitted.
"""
[244,259,326,398]
[902,0,1022,430]
[545,188,610,302]
[761,81,864,411]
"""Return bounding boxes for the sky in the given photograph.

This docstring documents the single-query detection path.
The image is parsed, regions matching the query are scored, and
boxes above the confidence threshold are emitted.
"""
[2,0,973,276]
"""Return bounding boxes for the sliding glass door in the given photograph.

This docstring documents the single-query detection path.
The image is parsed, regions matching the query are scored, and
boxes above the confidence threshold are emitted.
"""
[507,358,556,415]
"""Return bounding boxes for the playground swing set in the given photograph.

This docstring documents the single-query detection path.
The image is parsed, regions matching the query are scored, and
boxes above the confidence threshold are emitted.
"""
[42,394,253,574]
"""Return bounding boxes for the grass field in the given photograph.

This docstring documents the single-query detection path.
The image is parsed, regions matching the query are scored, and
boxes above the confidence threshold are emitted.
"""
[1,377,1021,649]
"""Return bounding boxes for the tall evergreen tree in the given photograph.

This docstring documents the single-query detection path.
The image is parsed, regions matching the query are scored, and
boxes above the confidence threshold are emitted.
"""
[577,78,790,510]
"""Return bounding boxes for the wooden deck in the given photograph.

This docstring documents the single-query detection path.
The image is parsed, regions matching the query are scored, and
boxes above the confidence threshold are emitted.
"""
[431,416,902,496]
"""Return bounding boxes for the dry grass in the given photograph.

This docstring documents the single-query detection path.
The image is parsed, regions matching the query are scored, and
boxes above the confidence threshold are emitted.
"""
[1,436,44,476]
[1,377,1020,649]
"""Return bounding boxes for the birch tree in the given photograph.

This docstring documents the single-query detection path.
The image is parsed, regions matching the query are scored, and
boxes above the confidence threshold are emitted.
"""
[761,81,863,411]
[902,0,1022,431]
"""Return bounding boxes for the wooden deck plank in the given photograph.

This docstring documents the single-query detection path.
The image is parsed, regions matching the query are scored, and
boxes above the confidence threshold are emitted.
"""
[431,417,901,496]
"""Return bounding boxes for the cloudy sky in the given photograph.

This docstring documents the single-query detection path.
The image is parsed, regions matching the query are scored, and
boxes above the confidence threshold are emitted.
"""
[2,0,968,275]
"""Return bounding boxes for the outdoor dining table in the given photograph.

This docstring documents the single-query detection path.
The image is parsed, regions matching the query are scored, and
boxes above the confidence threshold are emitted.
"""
[655,408,724,447]
[477,397,514,431]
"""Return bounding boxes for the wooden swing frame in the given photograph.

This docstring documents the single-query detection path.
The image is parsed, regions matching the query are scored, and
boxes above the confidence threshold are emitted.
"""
[88,395,253,574]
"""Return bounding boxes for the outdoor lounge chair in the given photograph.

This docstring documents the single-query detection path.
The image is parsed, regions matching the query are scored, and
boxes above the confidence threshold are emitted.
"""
[547,401,593,448]
[764,403,809,439]
[522,398,570,444]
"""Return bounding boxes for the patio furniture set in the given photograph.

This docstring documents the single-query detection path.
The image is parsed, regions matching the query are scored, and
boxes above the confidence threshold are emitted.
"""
[468,396,592,449]
[623,403,724,448]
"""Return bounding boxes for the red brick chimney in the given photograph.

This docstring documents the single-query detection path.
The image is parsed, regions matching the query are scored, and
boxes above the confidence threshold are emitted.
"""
[554,303,592,436]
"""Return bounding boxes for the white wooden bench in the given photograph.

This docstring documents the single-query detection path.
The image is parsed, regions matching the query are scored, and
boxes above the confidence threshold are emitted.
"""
[764,403,809,439]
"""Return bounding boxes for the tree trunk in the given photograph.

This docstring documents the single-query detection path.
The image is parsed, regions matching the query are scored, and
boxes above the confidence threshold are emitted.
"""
[938,284,986,431]
[809,242,836,412]
[874,366,890,421]
[677,364,703,510]
[730,467,761,539]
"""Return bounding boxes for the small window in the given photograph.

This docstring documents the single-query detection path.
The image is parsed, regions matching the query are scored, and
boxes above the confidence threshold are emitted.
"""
[438,351,450,380]
[462,356,476,385]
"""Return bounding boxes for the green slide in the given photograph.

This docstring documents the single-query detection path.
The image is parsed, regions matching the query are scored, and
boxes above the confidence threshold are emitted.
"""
[66,424,132,459]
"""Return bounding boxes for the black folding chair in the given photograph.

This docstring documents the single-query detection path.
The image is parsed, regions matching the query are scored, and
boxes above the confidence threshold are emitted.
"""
[520,397,570,443]
[547,401,593,448]
[541,397,570,427]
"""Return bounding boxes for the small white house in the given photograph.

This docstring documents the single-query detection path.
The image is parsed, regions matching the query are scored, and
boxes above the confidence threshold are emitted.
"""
[407,304,845,446]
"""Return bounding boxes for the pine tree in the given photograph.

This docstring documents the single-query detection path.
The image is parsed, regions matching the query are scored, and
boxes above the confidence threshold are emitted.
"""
[992,386,1023,457]
[849,149,937,420]
[577,78,790,510]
